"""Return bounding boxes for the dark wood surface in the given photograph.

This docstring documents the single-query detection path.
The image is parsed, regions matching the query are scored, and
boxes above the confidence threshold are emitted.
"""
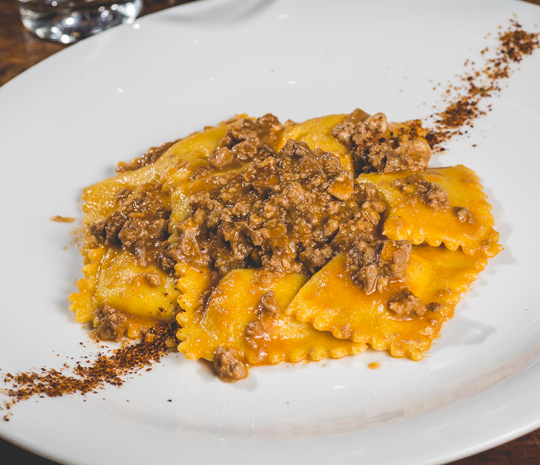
[1,0,540,463]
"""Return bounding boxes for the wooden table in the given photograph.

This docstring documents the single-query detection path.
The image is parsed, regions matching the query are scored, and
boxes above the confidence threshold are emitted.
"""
[1,0,540,463]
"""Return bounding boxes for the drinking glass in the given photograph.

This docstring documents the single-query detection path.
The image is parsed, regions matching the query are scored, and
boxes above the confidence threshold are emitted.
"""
[18,0,143,44]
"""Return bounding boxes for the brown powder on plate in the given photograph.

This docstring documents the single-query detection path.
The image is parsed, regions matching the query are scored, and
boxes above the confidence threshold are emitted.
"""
[1,323,177,419]
[426,19,539,150]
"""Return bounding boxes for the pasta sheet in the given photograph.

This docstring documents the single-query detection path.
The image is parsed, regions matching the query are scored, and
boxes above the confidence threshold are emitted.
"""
[176,266,365,365]
[357,165,502,257]
[286,246,489,360]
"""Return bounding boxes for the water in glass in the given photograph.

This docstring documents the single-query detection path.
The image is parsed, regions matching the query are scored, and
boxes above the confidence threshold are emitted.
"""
[18,0,143,44]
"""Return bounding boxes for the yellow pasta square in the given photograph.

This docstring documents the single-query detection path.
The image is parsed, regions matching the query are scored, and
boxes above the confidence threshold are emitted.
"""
[69,247,179,329]
[176,266,365,367]
[82,123,230,226]
[286,246,489,360]
[357,165,502,257]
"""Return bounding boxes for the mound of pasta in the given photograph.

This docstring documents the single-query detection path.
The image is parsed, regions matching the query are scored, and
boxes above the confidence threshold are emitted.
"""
[70,109,502,381]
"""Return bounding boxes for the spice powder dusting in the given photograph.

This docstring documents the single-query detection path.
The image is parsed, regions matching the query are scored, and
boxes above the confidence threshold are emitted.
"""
[1,323,177,421]
[426,19,540,150]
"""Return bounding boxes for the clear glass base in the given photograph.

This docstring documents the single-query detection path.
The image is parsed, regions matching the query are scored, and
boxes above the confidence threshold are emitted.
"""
[19,0,142,44]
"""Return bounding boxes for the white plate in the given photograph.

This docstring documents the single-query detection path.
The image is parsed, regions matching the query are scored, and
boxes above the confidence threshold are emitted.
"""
[1,0,540,463]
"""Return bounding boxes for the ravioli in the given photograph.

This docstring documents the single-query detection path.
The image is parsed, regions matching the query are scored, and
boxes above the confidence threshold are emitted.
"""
[177,266,365,367]
[286,246,489,360]
[69,109,502,380]
[70,247,179,338]
[82,123,230,226]
[70,246,107,324]
[357,165,502,257]
[70,119,245,331]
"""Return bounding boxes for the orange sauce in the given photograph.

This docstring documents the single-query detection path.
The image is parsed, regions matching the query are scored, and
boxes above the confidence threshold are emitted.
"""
[51,215,76,223]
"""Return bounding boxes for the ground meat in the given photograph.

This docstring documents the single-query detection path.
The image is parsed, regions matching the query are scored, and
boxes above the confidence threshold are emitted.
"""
[346,240,412,293]
[144,272,162,287]
[381,137,431,173]
[429,303,443,313]
[388,289,427,319]
[223,113,283,148]
[208,147,235,170]
[204,114,283,173]
[330,183,387,252]
[341,323,353,339]
[393,174,450,211]
[89,183,171,269]
[115,188,134,204]
[332,110,431,174]
[170,140,386,275]
[95,305,127,342]
[213,347,247,382]
[245,318,274,357]
[117,141,177,172]
[332,108,371,146]
[455,206,473,224]
[258,291,281,317]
